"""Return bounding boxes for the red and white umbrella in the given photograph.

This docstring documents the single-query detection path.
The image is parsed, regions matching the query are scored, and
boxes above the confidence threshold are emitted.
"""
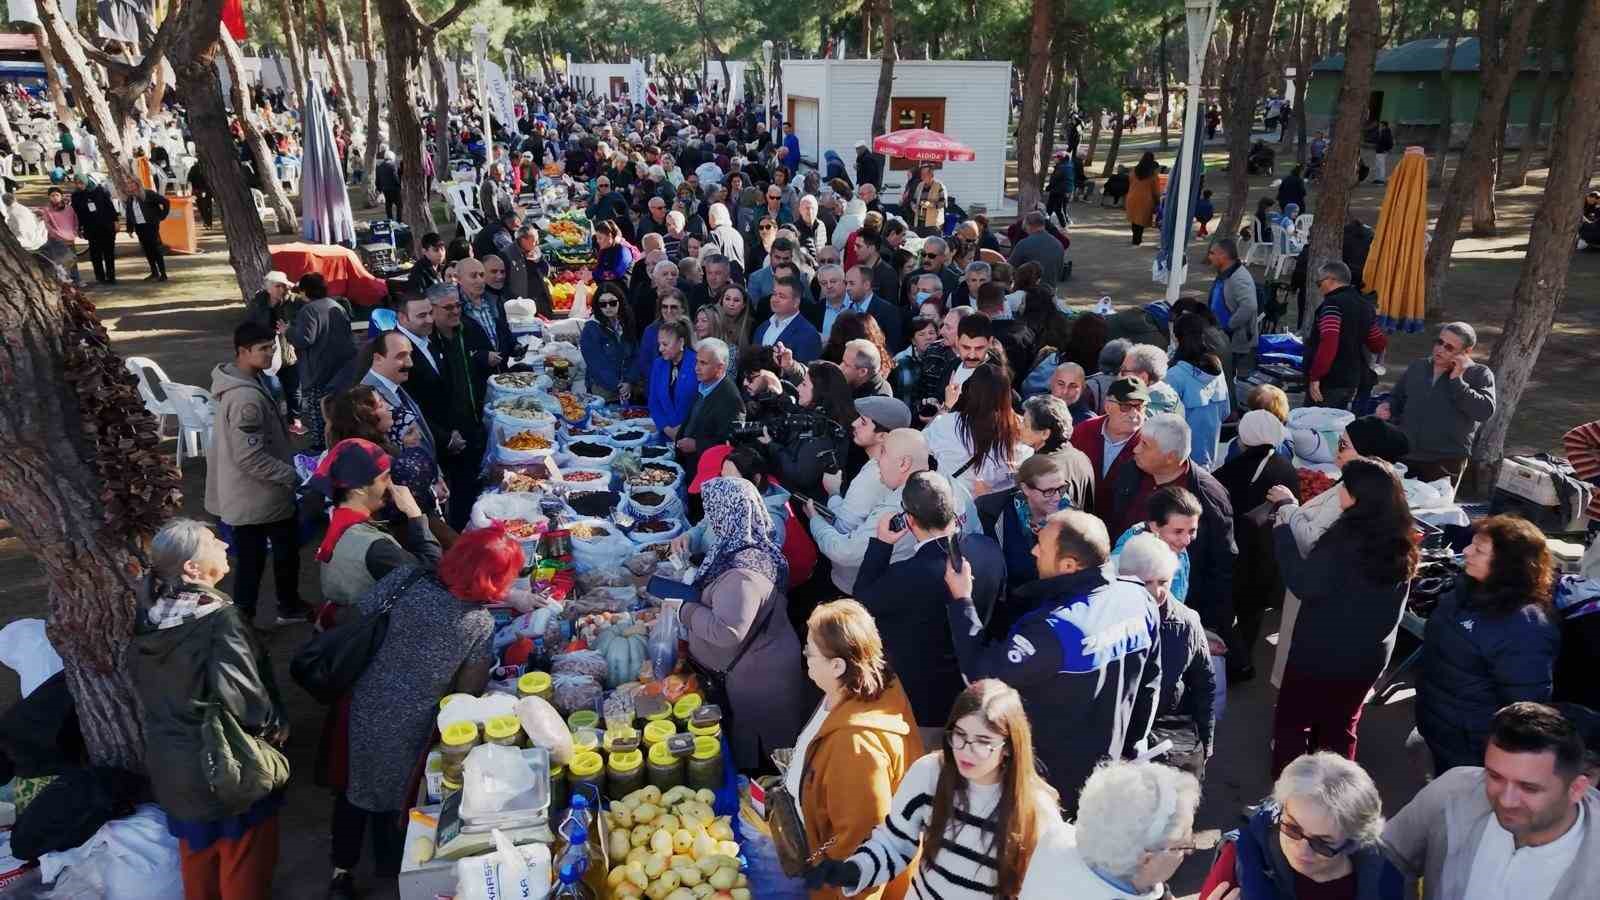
[870,128,976,162]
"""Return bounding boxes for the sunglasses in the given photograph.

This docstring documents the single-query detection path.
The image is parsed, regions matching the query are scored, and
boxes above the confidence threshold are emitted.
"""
[661,304,683,311]
[1277,814,1354,858]
[759,223,776,230]
[921,252,938,259]
[436,303,461,312]
[599,299,620,307]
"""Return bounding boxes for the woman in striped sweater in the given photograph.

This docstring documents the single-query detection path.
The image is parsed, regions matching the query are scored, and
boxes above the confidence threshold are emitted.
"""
[805,680,1067,899]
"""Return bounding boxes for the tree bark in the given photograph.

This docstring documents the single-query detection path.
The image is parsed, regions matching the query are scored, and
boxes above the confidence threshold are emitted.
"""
[332,0,362,117]
[427,39,451,192]
[275,0,307,108]
[1305,0,1381,297]
[1473,0,1600,479]
[1471,97,1512,233]
[1431,0,1469,185]
[1510,0,1563,187]
[220,32,298,235]
[1220,0,1281,238]
[869,0,896,138]
[1423,0,1540,317]
[312,0,358,140]
[172,0,273,301]
[1158,20,1171,151]
[1101,103,1127,177]
[1014,0,1056,211]
[1039,48,1068,190]
[359,0,384,204]
[1085,105,1102,167]
[30,24,76,128]
[376,0,437,240]
[0,238,184,770]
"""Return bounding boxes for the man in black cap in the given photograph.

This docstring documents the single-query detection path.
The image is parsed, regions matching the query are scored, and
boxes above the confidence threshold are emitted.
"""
[1070,376,1149,514]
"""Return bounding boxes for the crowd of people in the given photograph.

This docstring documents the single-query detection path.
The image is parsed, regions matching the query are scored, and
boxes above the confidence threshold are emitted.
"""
[4,69,1596,900]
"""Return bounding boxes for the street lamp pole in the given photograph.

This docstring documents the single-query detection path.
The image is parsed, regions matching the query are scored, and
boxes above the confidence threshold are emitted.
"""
[1165,0,1221,301]
[761,40,774,144]
[472,24,491,148]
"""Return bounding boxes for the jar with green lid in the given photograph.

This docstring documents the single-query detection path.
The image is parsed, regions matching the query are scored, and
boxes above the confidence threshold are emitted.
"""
[517,671,553,703]
[484,715,522,747]
[439,721,480,782]
[441,777,462,799]
[567,709,600,732]
[647,741,685,791]
[672,693,702,729]
[549,764,568,814]
[604,726,640,755]
[688,703,723,738]
[642,719,675,748]
[686,736,723,791]
[570,727,602,755]
[568,750,606,808]
[634,694,671,724]
[606,749,646,801]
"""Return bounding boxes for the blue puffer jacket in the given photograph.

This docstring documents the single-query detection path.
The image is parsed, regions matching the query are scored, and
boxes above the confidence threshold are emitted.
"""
[1416,580,1559,773]
[1220,803,1403,900]
[579,317,636,394]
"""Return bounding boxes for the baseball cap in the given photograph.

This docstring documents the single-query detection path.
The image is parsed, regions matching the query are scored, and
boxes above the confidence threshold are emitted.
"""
[264,270,292,287]
[854,396,912,431]
[1105,377,1151,404]
[854,140,868,151]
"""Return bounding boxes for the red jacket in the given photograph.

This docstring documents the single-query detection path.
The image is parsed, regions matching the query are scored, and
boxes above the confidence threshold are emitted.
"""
[1070,416,1146,515]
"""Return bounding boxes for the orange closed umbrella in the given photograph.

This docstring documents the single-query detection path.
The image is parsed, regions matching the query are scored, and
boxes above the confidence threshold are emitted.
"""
[1364,146,1429,332]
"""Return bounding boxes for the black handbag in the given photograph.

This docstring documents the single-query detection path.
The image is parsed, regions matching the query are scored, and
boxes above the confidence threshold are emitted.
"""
[290,569,423,703]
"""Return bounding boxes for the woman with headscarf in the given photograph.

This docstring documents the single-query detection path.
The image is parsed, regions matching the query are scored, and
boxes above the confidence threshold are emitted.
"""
[1214,410,1300,679]
[832,197,868,252]
[673,477,810,772]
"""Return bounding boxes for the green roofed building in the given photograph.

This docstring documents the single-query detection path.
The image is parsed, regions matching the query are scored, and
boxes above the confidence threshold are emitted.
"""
[1305,37,1567,148]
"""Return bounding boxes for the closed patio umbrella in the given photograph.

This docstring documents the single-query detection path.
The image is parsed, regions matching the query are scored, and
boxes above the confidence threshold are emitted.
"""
[299,78,356,247]
[1364,146,1428,332]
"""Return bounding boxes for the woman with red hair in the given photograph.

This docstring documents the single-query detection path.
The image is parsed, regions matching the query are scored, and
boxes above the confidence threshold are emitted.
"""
[329,527,521,898]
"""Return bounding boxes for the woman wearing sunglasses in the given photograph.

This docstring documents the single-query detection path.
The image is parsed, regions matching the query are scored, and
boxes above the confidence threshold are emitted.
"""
[579,285,636,402]
[1199,752,1403,900]
[806,679,1066,900]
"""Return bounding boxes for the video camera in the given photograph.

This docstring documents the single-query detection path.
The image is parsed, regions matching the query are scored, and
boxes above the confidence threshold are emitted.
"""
[732,389,846,469]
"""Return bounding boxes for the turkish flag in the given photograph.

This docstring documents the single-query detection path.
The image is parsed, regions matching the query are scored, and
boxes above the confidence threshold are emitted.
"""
[222,0,247,40]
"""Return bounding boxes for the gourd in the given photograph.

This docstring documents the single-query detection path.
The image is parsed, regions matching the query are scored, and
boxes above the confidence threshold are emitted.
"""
[594,625,649,688]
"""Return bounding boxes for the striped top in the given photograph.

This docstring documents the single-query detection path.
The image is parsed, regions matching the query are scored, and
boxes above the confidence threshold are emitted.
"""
[844,753,1064,900]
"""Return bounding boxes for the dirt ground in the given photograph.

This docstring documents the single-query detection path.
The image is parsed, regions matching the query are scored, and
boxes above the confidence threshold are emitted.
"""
[0,125,1595,898]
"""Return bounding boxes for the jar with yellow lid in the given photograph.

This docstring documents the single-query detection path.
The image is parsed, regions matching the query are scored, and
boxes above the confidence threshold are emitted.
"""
[647,741,685,791]
[567,709,600,732]
[606,749,646,801]
[570,727,602,755]
[686,735,723,791]
[568,750,606,808]
[484,715,523,747]
[642,719,675,748]
[441,777,462,799]
[439,693,474,710]
[549,763,568,813]
[439,721,480,782]
[603,726,640,755]
[634,694,671,724]
[517,671,553,703]
[688,703,723,738]
[672,693,702,729]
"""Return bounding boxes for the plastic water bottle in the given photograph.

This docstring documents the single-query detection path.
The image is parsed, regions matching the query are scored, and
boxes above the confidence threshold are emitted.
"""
[557,793,592,847]
[550,857,596,899]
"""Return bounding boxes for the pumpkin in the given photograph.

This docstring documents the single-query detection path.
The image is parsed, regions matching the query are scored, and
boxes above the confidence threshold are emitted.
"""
[594,626,649,689]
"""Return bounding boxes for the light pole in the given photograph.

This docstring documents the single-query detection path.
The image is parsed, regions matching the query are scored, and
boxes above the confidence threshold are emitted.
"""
[1165,0,1221,301]
[471,23,491,147]
[761,39,774,144]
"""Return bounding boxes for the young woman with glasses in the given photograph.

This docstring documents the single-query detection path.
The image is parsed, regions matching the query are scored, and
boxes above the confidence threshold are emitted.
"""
[1199,752,1403,900]
[579,285,636,402]
[806,679,1066,900]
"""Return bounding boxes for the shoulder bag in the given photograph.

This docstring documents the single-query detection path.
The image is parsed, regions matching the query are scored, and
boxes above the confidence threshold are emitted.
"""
[688,581,779,735]
[290,568,425,703]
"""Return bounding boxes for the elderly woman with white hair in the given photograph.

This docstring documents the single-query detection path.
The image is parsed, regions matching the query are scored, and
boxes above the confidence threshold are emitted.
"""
[1118,533,1216,776]
[1199,752,1403,900]
[1119,342,1186,420]
[1023,759,1202,898]
[832,196,868,251]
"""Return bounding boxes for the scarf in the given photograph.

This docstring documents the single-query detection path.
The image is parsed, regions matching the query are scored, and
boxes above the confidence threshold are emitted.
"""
[148,583,229,630]
[694,478,786,591]
[317,507,372,563]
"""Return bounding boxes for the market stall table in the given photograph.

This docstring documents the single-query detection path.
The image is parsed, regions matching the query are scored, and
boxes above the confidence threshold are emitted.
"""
[270,242,390,307]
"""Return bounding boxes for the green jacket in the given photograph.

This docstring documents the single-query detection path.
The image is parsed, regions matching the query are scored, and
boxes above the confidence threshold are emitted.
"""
[130,585,288,822]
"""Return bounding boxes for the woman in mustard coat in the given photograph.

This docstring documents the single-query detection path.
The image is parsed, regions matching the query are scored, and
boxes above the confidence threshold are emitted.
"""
[1125,151,1162,245]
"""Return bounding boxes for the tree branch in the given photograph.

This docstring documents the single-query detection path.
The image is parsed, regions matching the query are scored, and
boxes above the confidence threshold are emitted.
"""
[126,0,191,90]
[426,0,479,36]
[79,43,134,74]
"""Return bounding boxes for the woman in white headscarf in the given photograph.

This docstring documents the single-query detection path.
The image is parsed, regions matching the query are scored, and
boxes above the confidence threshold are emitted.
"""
[832,197,868,251]
[1213,410,1301,681]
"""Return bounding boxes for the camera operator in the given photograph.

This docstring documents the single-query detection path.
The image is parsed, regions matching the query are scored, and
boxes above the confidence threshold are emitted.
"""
[914,312,1011,425]
[738,359,854,500]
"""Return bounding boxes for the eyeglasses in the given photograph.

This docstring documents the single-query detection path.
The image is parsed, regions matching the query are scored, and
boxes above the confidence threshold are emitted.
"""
[946,730,1003,757]
[1024,483,1064,498]
[599,299,621,307]
[597,181,611,188]
[436,303,461,312]
[767,194,781,201]
[921,252,938,260]
[1108,400,1147,413]
[1156,841,1199,857]
[1277,814,1354,858]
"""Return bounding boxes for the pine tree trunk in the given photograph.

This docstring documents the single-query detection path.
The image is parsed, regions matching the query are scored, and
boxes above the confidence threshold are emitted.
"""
[275,0,307,108]
[219,32,298,235]
[1013,0,1056,211]
[30,24,76,128]
[173,0,273,301]
[1471,99,1509,234]
[1472,0,1600,480]
[1431,0,1469,185]
[1085,108,1101,167]
[1510,1,1562,187]
[428,40,451,192]
[0,233,184,772]
[1423,0,1540,317]
[313,0,358,140]
[376,0,436,240]
[1039,49,1068,189]
[1158,22,1171,152]
[33,0,143,189]
[332,1,361,117]
[870,0,896,137]
[1101,108,1125,177]
[1306,0,1381,295]
[1220,0,1281,239]
[359,0,383,204]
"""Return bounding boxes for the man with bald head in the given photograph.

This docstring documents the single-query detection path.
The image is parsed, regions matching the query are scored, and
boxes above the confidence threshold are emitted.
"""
[1050,361,1094,423]
[639,195,670,240]
[455,257,514,361]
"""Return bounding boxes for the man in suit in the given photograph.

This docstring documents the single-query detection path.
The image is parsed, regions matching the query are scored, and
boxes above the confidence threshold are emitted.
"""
[429,283,495,528]
[754,275,822,362]
[500,224,554,317]
[361,329,436,461]
[856,235,902,311]
[394,292,458,457]
[121,176,169,281]
[72,175,119,283]
[1070,377,1149,514]
[674,337,743,467]
[844,263,904,352]
[854,469,1005,746]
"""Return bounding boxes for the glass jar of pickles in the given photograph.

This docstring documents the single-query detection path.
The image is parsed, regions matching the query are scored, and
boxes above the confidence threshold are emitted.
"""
[642,719,676,748]
[568,750,605,808]
[688,704,723,739]
[686,735,724,791]
[517,671,553,703]
[672,693,703,730]
[567,709,600,732]
[549,763,568,814]
[647,740,685,791]
[484,715,523,747]
[439,721,480,783]
[606,748,646,801]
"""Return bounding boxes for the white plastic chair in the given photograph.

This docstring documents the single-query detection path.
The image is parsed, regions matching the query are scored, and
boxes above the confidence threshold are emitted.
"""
[1241,223,1273,268]
[252,188,278,230]
[444,182,477,216]
[159,382,215,467]
[124,356,176,436]
[1294,213,1314,237]
[1262,222,1292,274]
[455,206,484,243]
[16,141,42,174]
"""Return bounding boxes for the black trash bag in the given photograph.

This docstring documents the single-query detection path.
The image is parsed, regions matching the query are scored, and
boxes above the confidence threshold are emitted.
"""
[11,767,148,861]
[0,672,87,782]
